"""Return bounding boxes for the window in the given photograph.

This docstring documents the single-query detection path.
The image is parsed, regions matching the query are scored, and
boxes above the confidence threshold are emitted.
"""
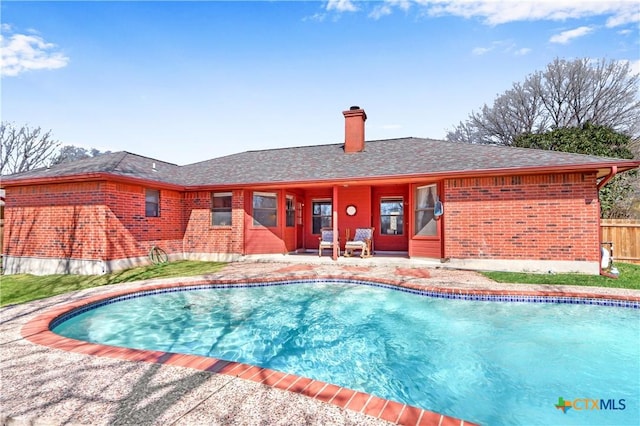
[145,189,160,217]
[414,184,437,236]
[380,198,404,235]
[211,192,232,226]
[312,200,332,234]
[286,195,295,227]
[253,192,277,227]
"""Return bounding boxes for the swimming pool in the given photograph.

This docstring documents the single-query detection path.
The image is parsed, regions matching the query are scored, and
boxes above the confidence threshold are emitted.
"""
[52,279,640,425]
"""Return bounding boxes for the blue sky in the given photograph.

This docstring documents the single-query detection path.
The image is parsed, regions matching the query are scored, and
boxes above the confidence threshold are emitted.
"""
[2,0,639,165]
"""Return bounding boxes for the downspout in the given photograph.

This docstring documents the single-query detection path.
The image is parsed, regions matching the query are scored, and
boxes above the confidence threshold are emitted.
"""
[597,166,617,278]
[597,166,617,191]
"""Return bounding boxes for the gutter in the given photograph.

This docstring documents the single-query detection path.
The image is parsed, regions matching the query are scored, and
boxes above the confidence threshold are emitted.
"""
[597,166,617,190]
[0,173,185,192]
[597,166,618,278]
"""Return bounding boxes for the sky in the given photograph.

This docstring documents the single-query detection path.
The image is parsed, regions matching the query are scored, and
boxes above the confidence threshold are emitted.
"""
[1,0,639,166]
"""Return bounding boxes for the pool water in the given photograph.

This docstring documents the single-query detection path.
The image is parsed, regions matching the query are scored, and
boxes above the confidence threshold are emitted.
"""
[53,281,640,425]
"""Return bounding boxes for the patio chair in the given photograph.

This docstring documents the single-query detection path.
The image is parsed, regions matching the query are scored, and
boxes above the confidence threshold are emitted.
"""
[344,227,374,258]
[318,228,339,257]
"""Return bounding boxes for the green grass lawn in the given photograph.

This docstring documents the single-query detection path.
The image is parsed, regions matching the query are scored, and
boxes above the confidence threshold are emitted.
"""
[1,260,638,307]
[0,260,226,307]
[481,262,640,290]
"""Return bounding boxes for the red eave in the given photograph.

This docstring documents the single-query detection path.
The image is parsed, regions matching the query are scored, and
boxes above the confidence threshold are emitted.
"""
[0,173,186,191]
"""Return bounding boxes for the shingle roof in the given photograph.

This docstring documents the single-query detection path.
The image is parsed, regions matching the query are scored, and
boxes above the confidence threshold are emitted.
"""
[2,137,638,187]
[2,151,183,185]
[179,137,637,186]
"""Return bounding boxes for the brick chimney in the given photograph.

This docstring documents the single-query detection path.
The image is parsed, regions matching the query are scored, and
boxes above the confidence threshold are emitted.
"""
[343,106,367,153]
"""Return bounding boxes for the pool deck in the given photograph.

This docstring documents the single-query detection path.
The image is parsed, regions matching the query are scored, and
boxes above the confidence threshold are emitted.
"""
[2,259,639,426]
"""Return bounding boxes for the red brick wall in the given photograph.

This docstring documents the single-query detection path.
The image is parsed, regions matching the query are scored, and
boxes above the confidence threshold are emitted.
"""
[3,172,602,267]
[444,173,600,261]
[103,182,184,259]
[183,190,245,255]
[4,181,187,262]
[4,183,107,260]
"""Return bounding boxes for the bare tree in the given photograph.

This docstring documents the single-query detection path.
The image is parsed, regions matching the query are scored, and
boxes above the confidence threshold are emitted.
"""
[447,58,640,145]
[1,122,61,175]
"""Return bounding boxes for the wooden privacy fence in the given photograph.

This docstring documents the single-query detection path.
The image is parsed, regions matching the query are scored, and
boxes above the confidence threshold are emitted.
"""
[601,219,640,264]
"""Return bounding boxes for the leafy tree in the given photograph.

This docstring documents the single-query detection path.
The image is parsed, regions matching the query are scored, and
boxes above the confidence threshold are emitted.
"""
[1,122,60,175]
[514,124,637,218]
[447,58,640,145]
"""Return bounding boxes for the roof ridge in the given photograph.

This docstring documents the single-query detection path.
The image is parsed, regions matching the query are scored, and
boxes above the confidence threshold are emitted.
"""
[108,152,130,173]
[230,137,422,154]
[118,151,179,166]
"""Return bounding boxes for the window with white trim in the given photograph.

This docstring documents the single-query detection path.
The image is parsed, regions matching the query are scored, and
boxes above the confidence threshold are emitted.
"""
[253,191,277,227]
[414,184,437,236]
[286,195,295,227]
[211,192,232,226]
[145,189,160,217]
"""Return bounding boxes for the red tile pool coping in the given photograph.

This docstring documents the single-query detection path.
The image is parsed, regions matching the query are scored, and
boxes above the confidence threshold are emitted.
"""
[21,274,640,426]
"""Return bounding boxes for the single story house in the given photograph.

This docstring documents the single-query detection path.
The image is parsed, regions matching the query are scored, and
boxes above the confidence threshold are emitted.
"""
[2,107,639,276]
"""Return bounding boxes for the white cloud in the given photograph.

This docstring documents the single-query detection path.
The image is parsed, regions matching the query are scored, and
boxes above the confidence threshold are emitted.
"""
[471,40,530,56]
[369,4,394,20]
[0,31,69,77]
[420,1,639,27]
[303,13,327,23]
[472,46,492,56]
[549,26,593,44]
[390,0,412,10]
[605,6,640,28]
[370,0,413,19]
[337,0,640,28]
[326,0,358,13]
